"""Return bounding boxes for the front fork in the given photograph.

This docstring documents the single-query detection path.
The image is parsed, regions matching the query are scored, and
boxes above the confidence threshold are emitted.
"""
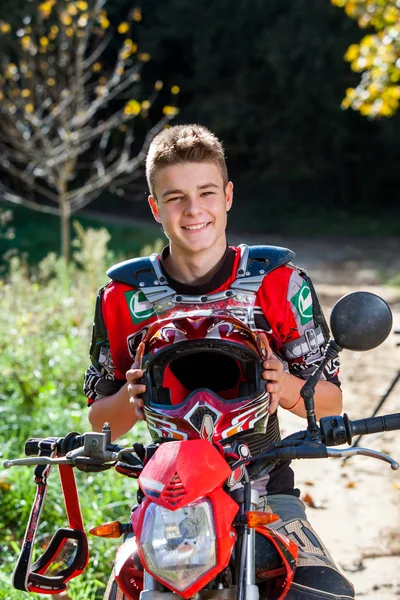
[232,488,260,600]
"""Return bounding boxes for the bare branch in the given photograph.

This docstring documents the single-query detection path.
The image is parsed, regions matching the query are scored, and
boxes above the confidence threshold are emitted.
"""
[0,186,61,216]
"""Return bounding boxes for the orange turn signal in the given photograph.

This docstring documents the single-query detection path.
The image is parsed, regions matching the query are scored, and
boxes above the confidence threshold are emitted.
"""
[246,511,280,527]
[89,521,122,538]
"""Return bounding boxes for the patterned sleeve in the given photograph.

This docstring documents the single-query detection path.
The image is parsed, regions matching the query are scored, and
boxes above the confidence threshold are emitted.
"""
[283,267,341,387]
[83,287,125,406]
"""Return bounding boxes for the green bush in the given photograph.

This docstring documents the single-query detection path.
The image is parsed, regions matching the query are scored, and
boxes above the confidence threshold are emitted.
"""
[0,227,155,599]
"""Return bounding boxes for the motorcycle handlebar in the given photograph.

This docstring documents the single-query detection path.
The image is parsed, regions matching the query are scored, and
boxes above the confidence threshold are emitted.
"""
[319,413,400,446]
[25,432,83,457]
[350,413,400,437]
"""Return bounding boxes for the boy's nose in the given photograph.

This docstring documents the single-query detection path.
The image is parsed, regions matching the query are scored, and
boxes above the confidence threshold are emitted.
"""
[184,196,202,215]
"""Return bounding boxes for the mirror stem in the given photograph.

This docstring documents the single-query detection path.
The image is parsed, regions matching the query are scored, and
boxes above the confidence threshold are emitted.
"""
[300,340,342,440]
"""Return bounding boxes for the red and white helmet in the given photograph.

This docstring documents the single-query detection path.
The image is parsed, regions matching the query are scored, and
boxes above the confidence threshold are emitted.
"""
[140,311,270,444]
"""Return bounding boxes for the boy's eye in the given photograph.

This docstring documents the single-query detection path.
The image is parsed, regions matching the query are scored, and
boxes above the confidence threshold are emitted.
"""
[201,191,214,196]
[167,196,182,202]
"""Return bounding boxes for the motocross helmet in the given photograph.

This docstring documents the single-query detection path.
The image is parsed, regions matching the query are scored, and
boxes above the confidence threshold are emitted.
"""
[140,311,270,444]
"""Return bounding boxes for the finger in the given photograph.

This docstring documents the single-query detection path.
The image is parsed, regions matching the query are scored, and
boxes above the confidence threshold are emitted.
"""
[262,358,283,372]
[126,368,143,381]
[129,396,144,408]
[135,342,145,367]
[266,382,280,394]
[258,332,273,360]
[127,384,146,397]
[134,405,146,420]
[262,370,282,382]
[268,393,280,414]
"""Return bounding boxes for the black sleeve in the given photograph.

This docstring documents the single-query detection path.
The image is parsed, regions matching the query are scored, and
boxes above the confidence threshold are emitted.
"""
[83,286,125,405]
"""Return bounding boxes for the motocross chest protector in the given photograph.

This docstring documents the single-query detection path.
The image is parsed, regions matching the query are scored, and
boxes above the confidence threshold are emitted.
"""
[107,244,295,329]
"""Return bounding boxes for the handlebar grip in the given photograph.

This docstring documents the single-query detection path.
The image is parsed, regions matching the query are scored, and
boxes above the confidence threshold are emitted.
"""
[25,438,45,456]
[24,432,83,457]
[350,413,400,437]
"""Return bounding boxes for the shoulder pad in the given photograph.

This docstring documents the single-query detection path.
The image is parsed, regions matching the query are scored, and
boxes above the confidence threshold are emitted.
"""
[238,244,295,277]
[106,254,167,287]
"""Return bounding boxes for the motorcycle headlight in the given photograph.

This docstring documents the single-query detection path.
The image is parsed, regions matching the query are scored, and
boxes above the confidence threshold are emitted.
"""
[140,498,216,592]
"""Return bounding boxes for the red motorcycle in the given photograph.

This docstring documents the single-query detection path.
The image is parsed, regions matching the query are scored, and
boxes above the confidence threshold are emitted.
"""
[4,292,400,600]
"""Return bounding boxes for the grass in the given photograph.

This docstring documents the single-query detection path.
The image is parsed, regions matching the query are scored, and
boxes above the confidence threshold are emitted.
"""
[0,203,165,267]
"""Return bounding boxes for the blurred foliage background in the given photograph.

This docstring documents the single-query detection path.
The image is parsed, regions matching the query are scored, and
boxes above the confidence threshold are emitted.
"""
[0,0,399,597]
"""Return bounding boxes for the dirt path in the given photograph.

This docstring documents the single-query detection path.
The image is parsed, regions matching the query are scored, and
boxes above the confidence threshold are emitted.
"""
[250,235,400,600]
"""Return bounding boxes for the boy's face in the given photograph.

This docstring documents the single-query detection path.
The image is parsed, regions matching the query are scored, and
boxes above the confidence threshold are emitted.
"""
[148,161,233,256]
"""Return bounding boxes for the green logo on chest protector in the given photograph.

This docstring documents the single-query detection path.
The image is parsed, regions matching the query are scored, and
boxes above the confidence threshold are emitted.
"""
[290,281,313,325]
[125,290,156,324]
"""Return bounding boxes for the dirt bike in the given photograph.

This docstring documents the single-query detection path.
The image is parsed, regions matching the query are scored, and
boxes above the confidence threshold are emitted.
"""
[4,291,400,600]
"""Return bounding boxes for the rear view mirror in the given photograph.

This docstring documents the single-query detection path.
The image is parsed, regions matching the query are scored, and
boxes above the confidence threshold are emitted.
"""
[330,291,392,351]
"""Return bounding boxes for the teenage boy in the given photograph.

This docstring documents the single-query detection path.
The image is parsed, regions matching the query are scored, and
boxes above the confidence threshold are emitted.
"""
[84,124,354,599]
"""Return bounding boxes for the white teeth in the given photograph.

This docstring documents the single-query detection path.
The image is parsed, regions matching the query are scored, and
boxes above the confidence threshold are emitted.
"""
[184,223,208,230]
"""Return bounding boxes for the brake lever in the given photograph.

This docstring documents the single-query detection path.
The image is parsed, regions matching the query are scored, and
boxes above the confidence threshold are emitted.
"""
[3,456,74,468]
[327,447,399,470]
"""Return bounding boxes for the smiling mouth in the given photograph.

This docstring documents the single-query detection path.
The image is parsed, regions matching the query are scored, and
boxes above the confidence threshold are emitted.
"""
[182,222,211,231]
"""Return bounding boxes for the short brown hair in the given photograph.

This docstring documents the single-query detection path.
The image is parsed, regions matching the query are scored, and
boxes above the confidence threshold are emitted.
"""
[146,124,228,198]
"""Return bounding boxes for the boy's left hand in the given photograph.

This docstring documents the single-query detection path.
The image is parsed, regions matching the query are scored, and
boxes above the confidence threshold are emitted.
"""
[258,332,286,414]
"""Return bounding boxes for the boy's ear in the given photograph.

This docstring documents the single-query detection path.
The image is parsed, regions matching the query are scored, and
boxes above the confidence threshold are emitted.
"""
[225,181,233,212]
[148,195,161,223]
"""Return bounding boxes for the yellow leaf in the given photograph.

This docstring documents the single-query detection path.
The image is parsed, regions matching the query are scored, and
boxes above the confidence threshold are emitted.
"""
[0,22,11,34]
[118,22,129,34]
[163,105,179,116]
[344,44,359,62]
[61,13,73,26]
[0,479,11,491]
[66,27,74,37]
[40,36,49,47]
[38,2,52,18]
[359,104,372,116]
[116,66,124,76]
[47,77,55,86]
[67,4,78,16]
[141,100,150,110]
[132,7,142,22]
[139,52,150,62]
[21,88,31,98]
[25,103,34,113]
[125,99,141,115]
[51,25,59,34]
[171,85,180,95]
[99,17,110,29]
[92,62,102,72]
[154,80,163,91]
[77,0,88,9]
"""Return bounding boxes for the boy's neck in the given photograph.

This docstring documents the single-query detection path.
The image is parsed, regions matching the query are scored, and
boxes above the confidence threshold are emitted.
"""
[164,241,228,286]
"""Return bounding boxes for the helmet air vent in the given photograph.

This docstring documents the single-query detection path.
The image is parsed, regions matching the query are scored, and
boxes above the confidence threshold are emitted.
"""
[188,406,219,432]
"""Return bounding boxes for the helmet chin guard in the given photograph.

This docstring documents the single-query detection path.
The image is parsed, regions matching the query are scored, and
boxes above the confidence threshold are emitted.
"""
[141,311,270,444]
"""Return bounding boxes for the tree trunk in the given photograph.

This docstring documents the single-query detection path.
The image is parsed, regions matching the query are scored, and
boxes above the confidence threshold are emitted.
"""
[59,182,71,262]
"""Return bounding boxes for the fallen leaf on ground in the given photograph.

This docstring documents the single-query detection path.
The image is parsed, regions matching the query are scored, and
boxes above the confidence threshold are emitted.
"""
[301,493,325,509]
[346,481,356,488]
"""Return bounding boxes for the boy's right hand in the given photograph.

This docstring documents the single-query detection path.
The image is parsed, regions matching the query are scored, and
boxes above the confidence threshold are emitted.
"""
[126,342,146,420]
